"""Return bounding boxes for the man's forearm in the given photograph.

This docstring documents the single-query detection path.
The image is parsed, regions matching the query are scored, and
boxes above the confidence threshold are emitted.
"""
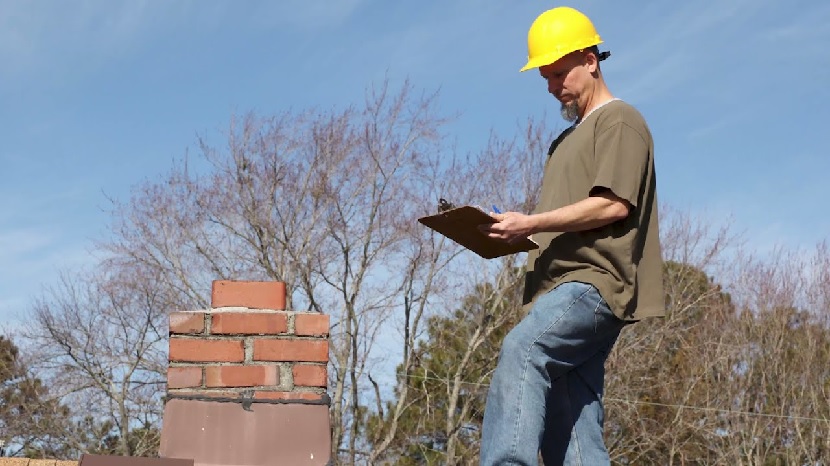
[479,191,631,242]
[529,192,630,234]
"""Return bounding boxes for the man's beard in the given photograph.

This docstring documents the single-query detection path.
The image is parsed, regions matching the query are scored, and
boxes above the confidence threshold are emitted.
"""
[560,100,580,123]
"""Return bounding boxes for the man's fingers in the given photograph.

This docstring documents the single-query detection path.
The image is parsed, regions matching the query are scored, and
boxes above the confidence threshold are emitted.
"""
[477,223,509,241]
[478,223,494,233]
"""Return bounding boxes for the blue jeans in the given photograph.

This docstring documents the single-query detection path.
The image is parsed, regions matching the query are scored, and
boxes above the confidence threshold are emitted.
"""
[480,281,625,466]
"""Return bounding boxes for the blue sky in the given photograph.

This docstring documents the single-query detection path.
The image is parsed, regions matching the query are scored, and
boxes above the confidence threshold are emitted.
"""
[2,0,829,325]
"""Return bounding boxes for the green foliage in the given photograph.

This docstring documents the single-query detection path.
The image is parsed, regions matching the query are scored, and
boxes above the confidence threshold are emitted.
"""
[0,336,160,459]
[72,418,160,458]
[20,416,161,459]
[0,336,70,458]
[368,267,525,465]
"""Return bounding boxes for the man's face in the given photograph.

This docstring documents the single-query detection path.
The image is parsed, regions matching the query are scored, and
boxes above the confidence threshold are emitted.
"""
[539,52,591,122]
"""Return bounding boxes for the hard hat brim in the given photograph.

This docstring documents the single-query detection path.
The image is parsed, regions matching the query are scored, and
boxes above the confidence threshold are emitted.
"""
[521,51,569,72]
[519,39,604,72]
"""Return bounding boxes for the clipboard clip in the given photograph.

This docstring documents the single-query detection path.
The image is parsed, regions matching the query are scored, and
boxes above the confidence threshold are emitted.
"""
[438,198,456,213]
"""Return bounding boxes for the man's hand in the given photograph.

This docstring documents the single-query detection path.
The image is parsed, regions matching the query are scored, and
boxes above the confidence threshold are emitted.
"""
[478,212,536,244]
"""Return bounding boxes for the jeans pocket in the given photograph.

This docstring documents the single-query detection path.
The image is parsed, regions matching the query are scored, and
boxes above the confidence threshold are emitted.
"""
[589,287,623,335]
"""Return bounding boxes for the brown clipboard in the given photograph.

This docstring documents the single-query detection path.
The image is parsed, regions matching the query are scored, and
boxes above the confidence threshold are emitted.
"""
[418,205,539,259]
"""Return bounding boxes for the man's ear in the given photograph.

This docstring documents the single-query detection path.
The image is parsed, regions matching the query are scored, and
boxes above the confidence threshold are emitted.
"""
[585,50,599,74]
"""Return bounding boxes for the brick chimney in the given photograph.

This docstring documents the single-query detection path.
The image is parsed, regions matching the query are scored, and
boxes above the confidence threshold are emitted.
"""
[159,280,331,466]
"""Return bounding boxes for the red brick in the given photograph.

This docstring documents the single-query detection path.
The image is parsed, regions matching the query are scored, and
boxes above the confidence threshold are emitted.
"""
[169,312,205,334]
[253,339,328,362]
[294,313,329,336]
[205,365,279,388]
[169,389,240,399]
[254,391,327,402]
[211,312,287,335]
[211,280,286,310]
[292,364,327,387]
[167,366,203,389]
[169,338,244,363]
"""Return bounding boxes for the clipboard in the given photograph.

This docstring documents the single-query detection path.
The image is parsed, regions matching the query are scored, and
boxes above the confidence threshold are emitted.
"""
[418,205,539,259]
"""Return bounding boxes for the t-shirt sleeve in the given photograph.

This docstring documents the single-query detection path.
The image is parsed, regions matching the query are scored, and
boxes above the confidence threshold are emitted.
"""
[591,121,649,208]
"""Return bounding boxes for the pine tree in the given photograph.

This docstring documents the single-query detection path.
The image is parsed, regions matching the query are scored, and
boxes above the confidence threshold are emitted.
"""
[367,266,525,465]
[0,336,70,458]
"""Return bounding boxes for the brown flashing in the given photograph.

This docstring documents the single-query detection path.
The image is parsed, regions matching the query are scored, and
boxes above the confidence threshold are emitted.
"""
[79,455,192,466]
[0,460,78,466]
[160,398,330,465]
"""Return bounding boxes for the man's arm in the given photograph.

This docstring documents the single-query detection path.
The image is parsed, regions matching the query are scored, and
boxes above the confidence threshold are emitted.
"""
[479,190,630,243]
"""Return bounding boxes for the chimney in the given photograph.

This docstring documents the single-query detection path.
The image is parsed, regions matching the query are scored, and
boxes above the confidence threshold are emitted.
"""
[159,280,331,466]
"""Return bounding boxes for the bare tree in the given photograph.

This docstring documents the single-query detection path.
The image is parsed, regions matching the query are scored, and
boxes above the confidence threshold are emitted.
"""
[22,75,828,464]
[605,207,742,464]
[19,265,167,458]
[98,79,527,464]
[364,120,550,465]
[716,245,830,465]
[605,208,830,465]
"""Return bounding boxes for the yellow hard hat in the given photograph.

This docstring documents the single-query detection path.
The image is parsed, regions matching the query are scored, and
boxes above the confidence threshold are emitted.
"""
[520,7,604,72]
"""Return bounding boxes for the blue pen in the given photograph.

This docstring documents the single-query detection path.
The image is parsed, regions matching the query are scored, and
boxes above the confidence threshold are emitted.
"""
[492,205,502,214]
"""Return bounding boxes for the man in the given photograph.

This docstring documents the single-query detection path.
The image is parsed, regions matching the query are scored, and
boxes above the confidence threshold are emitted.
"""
[478,6,664,465]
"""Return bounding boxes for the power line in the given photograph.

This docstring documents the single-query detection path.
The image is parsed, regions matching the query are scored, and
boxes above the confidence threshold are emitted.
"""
[400,373,830,424]
[605,398,830,424]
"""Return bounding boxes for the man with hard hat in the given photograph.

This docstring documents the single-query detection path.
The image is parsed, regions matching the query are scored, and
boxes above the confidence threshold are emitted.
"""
[478,6,664,465]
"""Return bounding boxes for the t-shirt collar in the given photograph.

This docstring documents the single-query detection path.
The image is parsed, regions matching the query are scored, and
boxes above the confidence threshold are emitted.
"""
[576,98,621,127]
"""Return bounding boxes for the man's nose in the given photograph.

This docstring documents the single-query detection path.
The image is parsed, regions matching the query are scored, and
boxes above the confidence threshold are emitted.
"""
[547,79,560,95]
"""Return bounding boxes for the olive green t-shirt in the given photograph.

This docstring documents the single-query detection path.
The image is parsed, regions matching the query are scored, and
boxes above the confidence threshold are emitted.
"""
[523,100,665,321]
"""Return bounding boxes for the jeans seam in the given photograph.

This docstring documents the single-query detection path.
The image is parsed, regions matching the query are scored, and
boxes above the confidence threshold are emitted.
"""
[592,298,602,333]
[508,285,592,461]
[566,374,582,465]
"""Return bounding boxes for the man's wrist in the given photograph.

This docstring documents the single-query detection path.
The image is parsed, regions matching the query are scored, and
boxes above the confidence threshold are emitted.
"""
[527,213,542,236]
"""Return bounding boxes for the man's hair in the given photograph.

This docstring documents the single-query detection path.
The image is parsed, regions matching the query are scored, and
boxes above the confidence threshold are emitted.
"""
[585,45,611,68]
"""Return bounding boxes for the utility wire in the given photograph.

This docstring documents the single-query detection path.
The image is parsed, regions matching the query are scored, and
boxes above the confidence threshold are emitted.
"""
[400,373,830,424]
[605,397,830,424]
